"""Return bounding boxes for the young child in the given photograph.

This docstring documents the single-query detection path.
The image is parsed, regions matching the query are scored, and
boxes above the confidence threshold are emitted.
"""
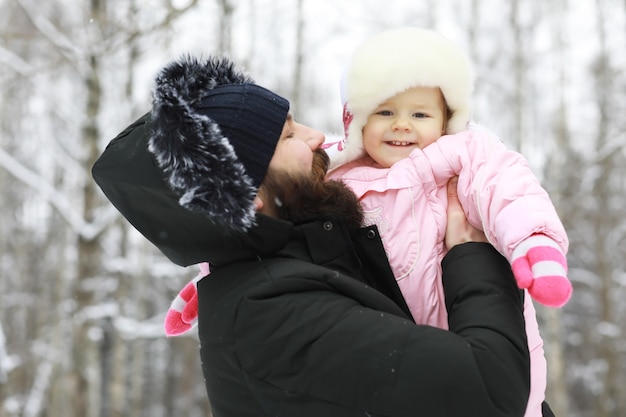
[322,27,570,417]
[165,27,571,417]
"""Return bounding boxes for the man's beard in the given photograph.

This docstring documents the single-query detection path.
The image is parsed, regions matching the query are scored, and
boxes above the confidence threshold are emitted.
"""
[259,149,364,229]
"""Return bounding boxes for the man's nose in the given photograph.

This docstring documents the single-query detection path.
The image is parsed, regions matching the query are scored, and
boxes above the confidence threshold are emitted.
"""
[301,125,325,149]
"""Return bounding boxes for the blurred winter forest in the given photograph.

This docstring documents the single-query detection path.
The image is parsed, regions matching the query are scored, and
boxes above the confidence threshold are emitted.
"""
[0,0,624,416]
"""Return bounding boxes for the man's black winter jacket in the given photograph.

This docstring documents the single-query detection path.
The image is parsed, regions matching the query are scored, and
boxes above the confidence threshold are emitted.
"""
[197,216,530,417]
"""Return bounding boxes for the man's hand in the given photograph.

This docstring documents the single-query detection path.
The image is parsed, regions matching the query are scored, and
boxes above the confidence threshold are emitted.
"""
[445,176,488,250]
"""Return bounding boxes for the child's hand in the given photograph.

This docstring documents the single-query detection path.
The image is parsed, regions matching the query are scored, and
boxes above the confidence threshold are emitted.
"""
[511,234,572,307]
[164,263,208,336]
[164,279,199,336]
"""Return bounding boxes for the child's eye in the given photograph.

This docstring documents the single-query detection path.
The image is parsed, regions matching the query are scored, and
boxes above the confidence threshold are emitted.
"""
[413,112,428,119]
[376,110,393,116]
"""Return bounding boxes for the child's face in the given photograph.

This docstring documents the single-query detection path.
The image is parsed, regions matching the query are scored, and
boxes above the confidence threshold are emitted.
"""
[362,86,446,167]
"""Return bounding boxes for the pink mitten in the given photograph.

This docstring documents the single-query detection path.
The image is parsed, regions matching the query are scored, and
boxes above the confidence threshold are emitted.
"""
[511,234,572,307]
[164,262,209,336]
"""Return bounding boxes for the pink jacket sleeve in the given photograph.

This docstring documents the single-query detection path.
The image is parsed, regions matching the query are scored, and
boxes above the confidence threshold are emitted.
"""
[420,130,568,260]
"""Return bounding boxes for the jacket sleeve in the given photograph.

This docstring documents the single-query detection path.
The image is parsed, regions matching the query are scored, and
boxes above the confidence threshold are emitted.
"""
[233,242,530,417]
[423,130,568,259]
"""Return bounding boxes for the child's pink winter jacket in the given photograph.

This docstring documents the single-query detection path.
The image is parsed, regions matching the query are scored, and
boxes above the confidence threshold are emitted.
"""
[327,129,568,417]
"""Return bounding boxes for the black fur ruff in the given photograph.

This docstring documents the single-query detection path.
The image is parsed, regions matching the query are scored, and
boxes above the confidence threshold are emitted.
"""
[148,55,259,232]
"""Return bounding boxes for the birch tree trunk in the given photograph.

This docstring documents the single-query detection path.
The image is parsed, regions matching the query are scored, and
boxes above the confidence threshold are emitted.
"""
[540,1,571,415]
[589,2,623,415]
[508,0,526,151]
[71,0,106,412]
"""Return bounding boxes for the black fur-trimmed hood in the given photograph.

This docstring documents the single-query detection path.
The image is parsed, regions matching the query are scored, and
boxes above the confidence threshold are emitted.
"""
[148,55,260,232]
[92,56,290,266]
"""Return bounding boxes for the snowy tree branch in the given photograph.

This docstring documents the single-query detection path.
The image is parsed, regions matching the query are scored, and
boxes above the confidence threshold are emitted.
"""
[16,0,83,63]
[0,45,34,76]
[0,146,119,240]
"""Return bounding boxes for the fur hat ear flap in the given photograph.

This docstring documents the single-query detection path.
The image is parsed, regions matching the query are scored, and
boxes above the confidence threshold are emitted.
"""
[149,55,289,232]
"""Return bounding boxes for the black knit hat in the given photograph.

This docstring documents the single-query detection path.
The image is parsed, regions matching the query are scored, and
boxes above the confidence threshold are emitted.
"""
[148,55,289,231]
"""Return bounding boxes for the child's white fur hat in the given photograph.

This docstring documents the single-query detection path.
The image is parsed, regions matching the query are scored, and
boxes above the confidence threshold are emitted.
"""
[331,27,475,169]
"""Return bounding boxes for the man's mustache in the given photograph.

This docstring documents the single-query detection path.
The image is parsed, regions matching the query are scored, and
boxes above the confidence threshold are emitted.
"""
[313,148,330,179]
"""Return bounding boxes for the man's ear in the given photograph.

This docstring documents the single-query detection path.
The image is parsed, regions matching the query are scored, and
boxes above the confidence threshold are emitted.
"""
[253,196,264,211]
[254,188,276,217]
